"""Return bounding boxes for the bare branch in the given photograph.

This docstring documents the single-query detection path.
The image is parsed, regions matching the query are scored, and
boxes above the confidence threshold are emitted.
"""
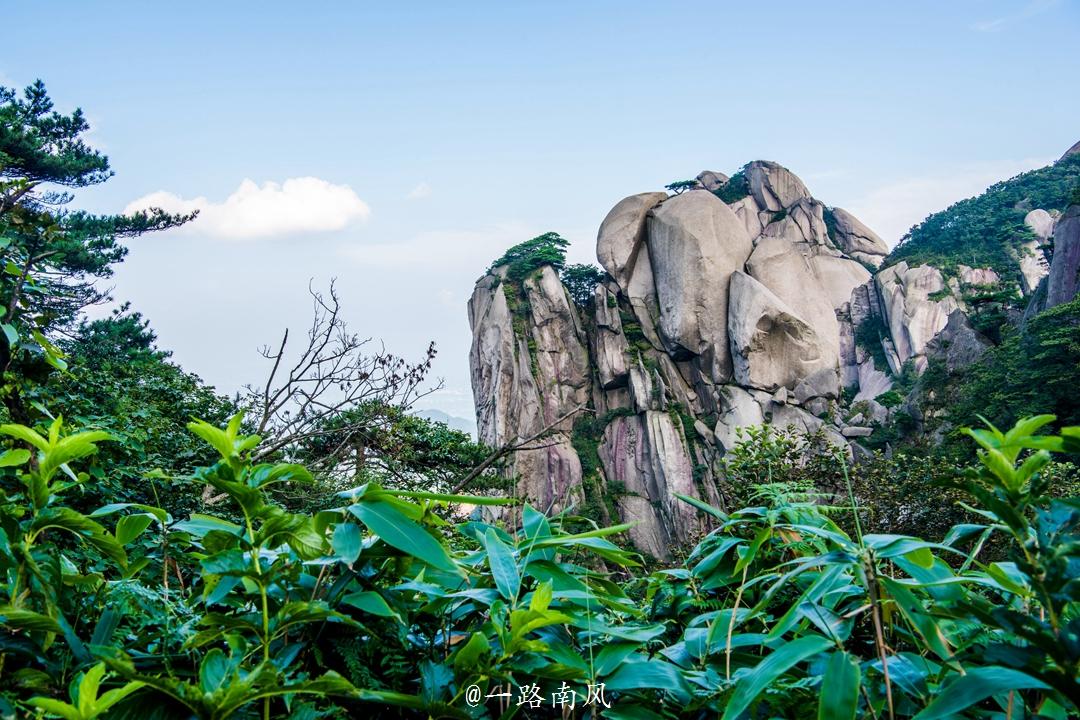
[451,404,588,494]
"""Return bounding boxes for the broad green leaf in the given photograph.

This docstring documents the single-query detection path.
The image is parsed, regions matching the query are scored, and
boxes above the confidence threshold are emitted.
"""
[173,514,243,538]
[818,651,860,720]
[0,606,62,633]
[0,448,30,467]
[78,663,108,716]
[484,527,520,602]
[913,666,1049,719]
[342,591,399,621]
[348,500,461,576]
[721,635,833,720]
[453,632,491,674]
[331,522,363,565]
[115,515,154,545]
[605,658,690,703]
[1,323,18,348]
[381,488,515,506]
[881,578,953,662]
[0,423,48,451]
[26,698,80,720]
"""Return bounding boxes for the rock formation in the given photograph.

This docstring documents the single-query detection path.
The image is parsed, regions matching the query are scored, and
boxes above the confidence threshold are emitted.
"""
[468,159,1018,557]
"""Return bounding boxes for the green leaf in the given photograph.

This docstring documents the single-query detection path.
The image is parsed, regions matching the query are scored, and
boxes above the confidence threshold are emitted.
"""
[27,698,80,720]
[78,663,108,716]
[0,606,62,633]
[721,635,833,720]
[115,515,154,545]
[348,500,461,576]
[484,527,520,602]
[331,522,363,565]
[605,658,690,703]
[187,418,237,460]
[0,423,48,451]
[913,666,1049,719]
[31,507,126,567]
[173,514,243,538]
[818,652,860,720]
[0,448,30,467]
[341,591,400,621]
[453,632,491,674]
[675,492,727,520]
[1,323,18,348]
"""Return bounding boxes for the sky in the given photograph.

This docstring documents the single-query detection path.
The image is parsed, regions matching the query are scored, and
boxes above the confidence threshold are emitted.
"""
[3,1,1079,425]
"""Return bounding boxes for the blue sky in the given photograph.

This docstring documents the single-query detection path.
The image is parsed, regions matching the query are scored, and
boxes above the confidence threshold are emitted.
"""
[3,1,1079,422]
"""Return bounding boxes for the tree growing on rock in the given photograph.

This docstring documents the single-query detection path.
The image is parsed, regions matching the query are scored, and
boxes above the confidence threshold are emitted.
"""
[559,263,606,308]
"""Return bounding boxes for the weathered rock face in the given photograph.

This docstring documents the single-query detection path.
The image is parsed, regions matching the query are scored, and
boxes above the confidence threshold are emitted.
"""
[925,310,991,373]
[746,160,811,211]
[1046,205,1080,309]
[468,158,1015,556]
[646,191,753,381]
[728,271,835,393]
[875,262,960,372]
[829,207,890,267]
[597,192,668,292]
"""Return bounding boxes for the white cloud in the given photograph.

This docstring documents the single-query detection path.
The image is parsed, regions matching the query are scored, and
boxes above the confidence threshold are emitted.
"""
[845,157,1052,247]
[407,182,432,200]
[125,177,370,239]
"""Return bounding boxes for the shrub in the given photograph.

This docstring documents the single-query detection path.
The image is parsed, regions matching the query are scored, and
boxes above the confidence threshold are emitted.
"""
[487,231,570,282]
[559,263,606,308]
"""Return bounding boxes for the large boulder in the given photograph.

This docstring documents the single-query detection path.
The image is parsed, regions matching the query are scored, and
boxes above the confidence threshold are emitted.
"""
[728,271,835,393]
[762,198,830,245]
[1025,209,1056,242]
[729,195,764,239]
[596,192,668,292]
[1019,240,1051,295]
[829,207,890,266]
[713,385,765,451]
[1046,205,1080,309]
[745,235,842,369]
[875,261,960,370]
[696,170,729,192]
[745,161,811,211]
[646,191,753,381]
[592,283,630,389]
[925,310,991,373]
[808,253,873,310]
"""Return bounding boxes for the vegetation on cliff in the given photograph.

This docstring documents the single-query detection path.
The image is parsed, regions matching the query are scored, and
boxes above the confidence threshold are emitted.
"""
[888,153,1080,276]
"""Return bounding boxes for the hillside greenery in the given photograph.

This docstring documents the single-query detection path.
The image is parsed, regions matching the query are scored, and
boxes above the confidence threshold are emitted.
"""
[1,81,1079,719]
[887,153,1080,276]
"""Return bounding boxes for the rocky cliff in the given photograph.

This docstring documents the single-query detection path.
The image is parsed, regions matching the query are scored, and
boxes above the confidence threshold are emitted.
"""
[468,155,1080,558]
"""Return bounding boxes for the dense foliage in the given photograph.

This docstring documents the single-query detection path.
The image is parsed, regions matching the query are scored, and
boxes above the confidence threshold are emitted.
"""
[713,169,749,204]
[559,263,606,308]
[888,154,1080,275]
[486,232,569,283]
[949,296,1080,430]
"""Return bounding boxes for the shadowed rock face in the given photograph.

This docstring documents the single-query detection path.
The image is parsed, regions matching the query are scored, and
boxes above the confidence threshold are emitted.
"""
[468,159,1004,556]
[1046,206,1080,309]
[646,191,753,381]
